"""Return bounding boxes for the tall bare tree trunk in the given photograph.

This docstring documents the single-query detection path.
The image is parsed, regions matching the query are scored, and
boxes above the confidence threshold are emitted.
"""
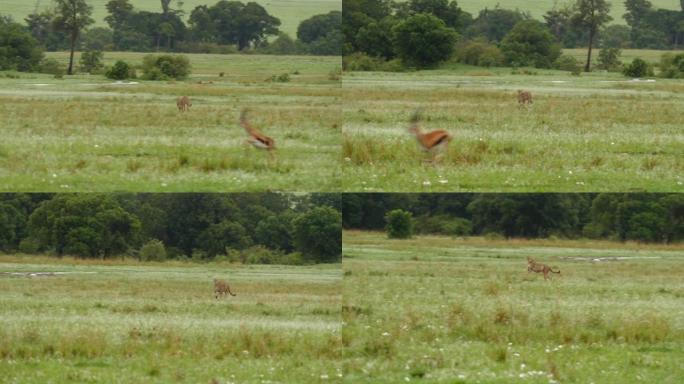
[68,31,76,75]
[585,27,594,72]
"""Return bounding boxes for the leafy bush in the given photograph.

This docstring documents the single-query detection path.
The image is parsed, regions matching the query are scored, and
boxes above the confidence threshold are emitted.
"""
[139,239,166,261]
[501,20,561,68]
[454,39,504,67]
[392,13,459,68]
[141,54,191,80]
[597,48,622,71]
[267,73,291,82]
[0,18,44,72]
[659,53,684,79]
[18,237,40,254]
[39,58,66,78]
[293,206,342,263]
[553,55,581,74]
[342,53,405,72]
[79,50,104,74]
[622,58,653,78]
[105,60,136,80]
[385,209,413,239]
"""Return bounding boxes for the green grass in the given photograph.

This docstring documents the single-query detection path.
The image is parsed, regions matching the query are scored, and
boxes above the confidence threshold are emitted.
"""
[342,64,684,192]
[0,52,341,192]
[1,0,341,39]
[0,256,341,383]
[563,48,684,65]
[342,230,684,383]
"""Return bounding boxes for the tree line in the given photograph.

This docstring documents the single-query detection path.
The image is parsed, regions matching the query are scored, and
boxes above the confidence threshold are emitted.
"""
[343,0,684,73]
[0,0,340,75]
[343,194,684,243]
[0,193,342,264]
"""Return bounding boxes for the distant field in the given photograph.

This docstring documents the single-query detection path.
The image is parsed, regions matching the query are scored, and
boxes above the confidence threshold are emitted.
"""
[0,257,341,383]
[343,231,684,383]
[0,0,341,38]
[456,0,680,24]
[564,48,684,64]
[342,63,684,192]
[0,52,341,192]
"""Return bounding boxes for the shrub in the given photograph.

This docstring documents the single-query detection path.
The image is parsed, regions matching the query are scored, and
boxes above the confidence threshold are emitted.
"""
[79,50,104,74]
[392,13,459,68]
[267,73,291,82]
[413,215,472,237]
[18,237,40,254]
[622,58,653,78]
[597,48,622,71]
[139,239,166,261]
[501,20,561,68]
[385,209,413,239]
[141,54,191,80]
[553,54,581,74]
[39,58,66,78]
[105,60,136,80]
[659,53,684,79]
[342,53,405,72]
[454,39,504,67]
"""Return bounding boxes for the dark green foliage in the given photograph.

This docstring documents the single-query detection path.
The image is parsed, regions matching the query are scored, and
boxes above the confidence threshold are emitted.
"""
[600,25,631,48]
[622,57,653,77]
[0,17,44,71]
[255,213,295,252]
[354,16,397,59]
[141,54,190,80]
[199,221,252,257]
[392,13,459,68]
[188,0,280,50]
[597,48,622,71]
[81,27,114,50]
[398,0,471,31]
[258,33,306,55]
[293,206,342,263]
[454,39,504,67]
[500,20,561,68]
[385,209,413,239]
[24,10,70,51]
[344,193,682,244]
[465,7,528,42]
[79,50,104,73]
[298,11,341,44]
[659,53,684,78]
[105,60,135,80]
[28,194,140,258]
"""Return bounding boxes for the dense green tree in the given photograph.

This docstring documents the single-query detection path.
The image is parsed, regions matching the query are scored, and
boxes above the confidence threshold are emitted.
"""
[572,0,612,72]
[298,11,341,44]
[25,10,70,51]
[397,0,471,31]
[199,220,252,257]
[465,7,528,42]
[255,213,295,252]
[293,206,342,263]
[385,209,413,239]
[81,27,114,50]
[392,13,459,67]
[52,0,94,75]
[355,16,397,58]
[188,1,280,50]
[0,17,44,71]
[501,20,561,68]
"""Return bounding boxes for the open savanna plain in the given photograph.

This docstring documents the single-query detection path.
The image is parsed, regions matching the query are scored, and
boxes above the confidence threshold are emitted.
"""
[0,257,341,383]
[342,231,684,383]
[342,64,684,192]
[0,52,340,192]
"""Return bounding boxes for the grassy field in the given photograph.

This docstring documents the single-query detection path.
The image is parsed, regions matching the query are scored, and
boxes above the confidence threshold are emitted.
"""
[0,256,341,383]
[342,231,684,383]
[1,0,341,39]
[0,52,341,192]
[342,64,684,192]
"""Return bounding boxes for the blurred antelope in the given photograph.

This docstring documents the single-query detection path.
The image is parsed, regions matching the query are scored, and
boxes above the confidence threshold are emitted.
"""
[177,96,191,112]
[408,109,451,163]
[240,108,276,160]
[517,90,532,107]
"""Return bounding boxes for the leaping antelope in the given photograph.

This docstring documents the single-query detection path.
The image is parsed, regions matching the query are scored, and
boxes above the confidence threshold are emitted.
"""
[408,109,451,163]
[240,108,276,160]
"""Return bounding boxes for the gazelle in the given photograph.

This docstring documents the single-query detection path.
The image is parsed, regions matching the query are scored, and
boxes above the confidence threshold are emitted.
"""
[240,108,276,160]
[517,90,532,107]
[408,109,451,163]
[177,96,191,112]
